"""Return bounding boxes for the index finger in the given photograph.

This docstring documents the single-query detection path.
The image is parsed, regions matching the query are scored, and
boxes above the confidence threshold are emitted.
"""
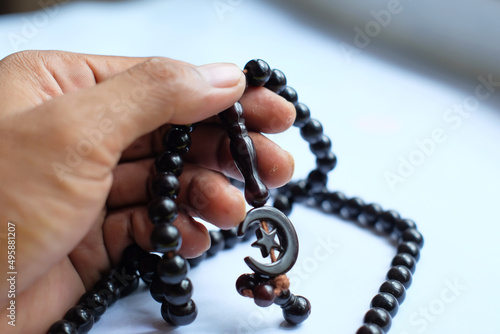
[119,86,296,162]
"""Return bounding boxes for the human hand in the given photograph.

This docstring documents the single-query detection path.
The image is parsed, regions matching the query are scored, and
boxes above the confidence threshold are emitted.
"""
[0,50,295,333]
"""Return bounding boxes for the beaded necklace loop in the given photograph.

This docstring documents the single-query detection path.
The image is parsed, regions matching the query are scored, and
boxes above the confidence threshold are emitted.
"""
[48,59,424,334]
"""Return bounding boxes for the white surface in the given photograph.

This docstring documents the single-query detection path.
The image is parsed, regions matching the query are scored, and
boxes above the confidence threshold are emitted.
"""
[1,1,499,333]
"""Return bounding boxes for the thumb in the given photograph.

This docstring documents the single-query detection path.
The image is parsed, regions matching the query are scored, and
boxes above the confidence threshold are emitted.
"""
[40,57,245,157]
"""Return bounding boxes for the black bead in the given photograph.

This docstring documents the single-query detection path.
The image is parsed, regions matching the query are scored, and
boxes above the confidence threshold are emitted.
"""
[107,265,139,297]
[219,102,270,208]
[395,218,417,232]
[282,295,311,325]
[294,103,311,128]
[392,253,417,273]
[307,170,328,193]
[94,278,120,306]
[316,151,337,174]
[300,119,323,144]
[151,224,182,253]
[155,151,184,176]
[235,273,257,297]
[378,210,400,233]
[207,230,225,257]
[273,194,292,216]
[119,243,147,274]
[118,273,140,297]
[64,305,94,334]
[310,134,332,159]
[361,203,383,226]
[379,280,406,304]
[356,323,385,334]
[274,289,292,306]
[253,283,276,307]
[148,197,178,225]
[371,293,399,317]
[401,228,424,248]
[345,197,365,219]
[138,253,161,284]
[244,59,271,86]
[312,188,328,207]
[277,183,292,197]
[279,86,298,105]
[397,241,420,261]
[387,266,412,289]
[157,254,189,285]
[187,252,206,267]
[47,320,78,334]
[150,276,166,303]
[364,307,392,333]
[290,180,310,203]
[163,299,198,326]
[79,291,108,321]
[324,191,346,213]
[151,172,180,199]
[172,123,196,133]
[163,128,191,155]
[221,227,239,249]
[164,279,194,306]
[264,69,287,93]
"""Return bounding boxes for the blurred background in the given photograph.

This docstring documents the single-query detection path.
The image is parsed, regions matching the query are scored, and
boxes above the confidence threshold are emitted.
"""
[1,1,499,333]
[0,0,119,15]
[1,0,499,90]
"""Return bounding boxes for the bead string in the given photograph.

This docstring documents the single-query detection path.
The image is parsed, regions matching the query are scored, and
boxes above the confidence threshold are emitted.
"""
[218,94,307,323]
[47,59,423,334]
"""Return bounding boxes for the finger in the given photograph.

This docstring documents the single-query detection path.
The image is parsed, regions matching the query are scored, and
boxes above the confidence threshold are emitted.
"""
[107,158,154,209]
[188,125,295,189]
[238,86,296,134]
[107,160,247,229]
[119,126,165,162]
[32,58,246,174]
[118,87,296,162]
[0,50,156,114]
[68,210,110,290]
[181,166,246,228]
[103,206,210,261]
[116,124,295,190]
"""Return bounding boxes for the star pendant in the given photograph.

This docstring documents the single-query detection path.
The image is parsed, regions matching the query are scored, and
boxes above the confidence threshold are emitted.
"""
[251,226,283,258]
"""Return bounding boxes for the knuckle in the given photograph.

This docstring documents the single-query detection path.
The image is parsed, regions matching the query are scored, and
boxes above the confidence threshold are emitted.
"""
[138,57,191,86]
[0,50,40,74]
[133,57,197,112]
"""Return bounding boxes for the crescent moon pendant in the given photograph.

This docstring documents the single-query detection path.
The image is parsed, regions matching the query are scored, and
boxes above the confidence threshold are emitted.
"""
[237,206,299,277]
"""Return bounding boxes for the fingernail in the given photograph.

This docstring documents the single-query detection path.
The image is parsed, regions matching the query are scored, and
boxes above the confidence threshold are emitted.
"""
[197,63,243,88]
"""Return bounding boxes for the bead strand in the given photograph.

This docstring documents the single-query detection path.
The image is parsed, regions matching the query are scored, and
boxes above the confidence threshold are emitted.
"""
[234,62,312,324]
[247,59,423,334]
[146,124,198,326]
[47,59,423,334]
[47,244,147,334]
[292,190,424,334]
